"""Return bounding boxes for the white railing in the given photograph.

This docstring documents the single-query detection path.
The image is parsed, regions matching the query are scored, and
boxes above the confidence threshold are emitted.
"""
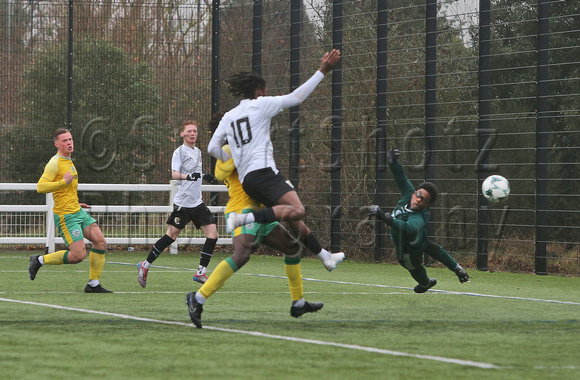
[0,182,231,253]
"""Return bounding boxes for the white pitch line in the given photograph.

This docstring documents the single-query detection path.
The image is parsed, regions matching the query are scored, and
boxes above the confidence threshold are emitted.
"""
[0,291,408,296]
[429,290,580,306]
[103,261,580,306]
[7,259,579,306]
[236,273,580,306]
[0,297,498,369]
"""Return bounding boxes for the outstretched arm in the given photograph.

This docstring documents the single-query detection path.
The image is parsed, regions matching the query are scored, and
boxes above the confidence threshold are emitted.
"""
[368,205,393,225]
[369,205,426,244]
[388,148,415,196]
[319,49,341,75]
[278,49,341,109]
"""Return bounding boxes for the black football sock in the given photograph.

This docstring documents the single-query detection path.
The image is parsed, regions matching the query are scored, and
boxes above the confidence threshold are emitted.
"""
[146,234,175,263]
[252,208,276,224]
[199,238,217,268]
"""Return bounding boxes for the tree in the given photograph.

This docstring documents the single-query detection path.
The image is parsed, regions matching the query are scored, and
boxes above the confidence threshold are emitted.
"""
[7,40,160,186]
[472,0,580,243]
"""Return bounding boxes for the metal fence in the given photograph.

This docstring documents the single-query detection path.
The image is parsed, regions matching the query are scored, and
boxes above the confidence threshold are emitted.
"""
[0,182,229,252]
[1,0,579,275]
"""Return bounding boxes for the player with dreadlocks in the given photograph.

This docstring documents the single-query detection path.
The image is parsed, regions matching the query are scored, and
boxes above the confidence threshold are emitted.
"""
[207,49,344,271]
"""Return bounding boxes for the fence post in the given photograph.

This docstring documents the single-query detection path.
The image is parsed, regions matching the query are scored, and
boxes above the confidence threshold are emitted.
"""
[252,0,263,75]
[169,180,179,254]
[425,0,437,264]
[476,0,491,271]
[288,0,301,188]
[210,0,221,207]
[45,193,55,253]
[330,0,343,253]
[374,0,388,261]
[211,0,220,116]
[535,0,550,275]
[66,0,74,131]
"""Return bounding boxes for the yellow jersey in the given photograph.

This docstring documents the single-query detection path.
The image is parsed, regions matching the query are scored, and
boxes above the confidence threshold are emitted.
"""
[215,155,261,214]
[37,154,81,215]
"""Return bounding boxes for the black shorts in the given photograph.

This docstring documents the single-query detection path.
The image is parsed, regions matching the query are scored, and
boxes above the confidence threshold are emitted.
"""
[166,203,215,230]
[243,168,294,207]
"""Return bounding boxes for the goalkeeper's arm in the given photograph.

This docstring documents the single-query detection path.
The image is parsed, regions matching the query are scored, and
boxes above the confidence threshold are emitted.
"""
[368,205,393,225]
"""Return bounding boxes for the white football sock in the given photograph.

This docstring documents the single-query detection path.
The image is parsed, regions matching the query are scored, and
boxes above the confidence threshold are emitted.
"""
[242,213,255,224]
[195,292,206,305]
[317,248,331,261]
[292,298,305,308]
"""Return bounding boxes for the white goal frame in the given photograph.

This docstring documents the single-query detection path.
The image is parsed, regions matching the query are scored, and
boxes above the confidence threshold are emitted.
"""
[0,182,231,253]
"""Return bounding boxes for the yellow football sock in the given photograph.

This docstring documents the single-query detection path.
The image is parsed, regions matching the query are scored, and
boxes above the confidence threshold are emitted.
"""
[284,257,303,302]
[199,257,237,300]
[89,249,106,281]
[43,250,68,265]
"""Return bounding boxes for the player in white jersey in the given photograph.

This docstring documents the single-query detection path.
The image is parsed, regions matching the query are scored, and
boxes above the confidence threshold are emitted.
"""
[207,49,345,271]
[137,121,219,287]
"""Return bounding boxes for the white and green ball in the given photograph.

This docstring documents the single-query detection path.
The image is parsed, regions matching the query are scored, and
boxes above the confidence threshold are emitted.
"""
[482,175,510,202]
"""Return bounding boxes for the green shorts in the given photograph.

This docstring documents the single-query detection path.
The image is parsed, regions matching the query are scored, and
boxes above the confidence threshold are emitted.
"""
[227,209,278,245]
[54,208,97,246]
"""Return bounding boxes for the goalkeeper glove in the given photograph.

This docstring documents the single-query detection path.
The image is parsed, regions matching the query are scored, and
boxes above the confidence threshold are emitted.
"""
[454,267,470,283]
[186,172,201,181]
[368,205,393,225]
[387,148,400,164]
[203,173,217,184]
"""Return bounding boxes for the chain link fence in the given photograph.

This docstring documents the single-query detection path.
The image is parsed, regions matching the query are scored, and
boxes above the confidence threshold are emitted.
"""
[1,0,579,275]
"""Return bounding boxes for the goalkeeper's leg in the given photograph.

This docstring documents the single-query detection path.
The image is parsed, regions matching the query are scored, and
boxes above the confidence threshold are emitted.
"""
[424,240,469,283]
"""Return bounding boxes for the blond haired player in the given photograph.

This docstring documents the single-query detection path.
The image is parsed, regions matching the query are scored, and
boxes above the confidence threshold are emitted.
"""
[29,128,111,293]
[137,120,218,287]
[186,143,323,328]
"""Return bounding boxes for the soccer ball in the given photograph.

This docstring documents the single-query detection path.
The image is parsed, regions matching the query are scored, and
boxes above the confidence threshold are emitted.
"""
[482,175,510,202]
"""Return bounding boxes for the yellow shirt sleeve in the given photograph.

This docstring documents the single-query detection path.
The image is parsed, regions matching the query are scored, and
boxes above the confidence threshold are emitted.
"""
[215,157,235,182]
[215,156,261,214]
[37,156,67,194]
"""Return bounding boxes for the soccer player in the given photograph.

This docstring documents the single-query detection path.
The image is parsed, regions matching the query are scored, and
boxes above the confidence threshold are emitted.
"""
[137,121,218,287]
[207,49,344,272]
[29,128,111,293]
[186,142,324,328]
[368,148,470,293]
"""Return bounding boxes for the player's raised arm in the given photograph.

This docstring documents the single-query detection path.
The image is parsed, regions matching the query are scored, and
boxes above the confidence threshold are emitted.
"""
[279,49,342,109]
[319,49,341,75]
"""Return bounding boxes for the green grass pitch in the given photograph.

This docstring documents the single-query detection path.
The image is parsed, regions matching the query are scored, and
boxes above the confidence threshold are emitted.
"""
[1,251,578,379]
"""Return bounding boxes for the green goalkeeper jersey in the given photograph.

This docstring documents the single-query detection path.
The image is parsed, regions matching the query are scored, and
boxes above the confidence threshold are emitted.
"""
[388,161,430,257]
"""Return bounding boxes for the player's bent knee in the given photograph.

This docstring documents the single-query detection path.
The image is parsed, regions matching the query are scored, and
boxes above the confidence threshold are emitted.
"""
[205,230,218,240]
[291,205,306,220]
[232,251,251,268]
[93,238,107,250]
[282,249,301,259]
[67,250,87,264]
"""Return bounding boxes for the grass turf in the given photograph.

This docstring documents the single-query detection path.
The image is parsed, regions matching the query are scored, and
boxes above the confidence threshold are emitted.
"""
[0,251,578,379]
